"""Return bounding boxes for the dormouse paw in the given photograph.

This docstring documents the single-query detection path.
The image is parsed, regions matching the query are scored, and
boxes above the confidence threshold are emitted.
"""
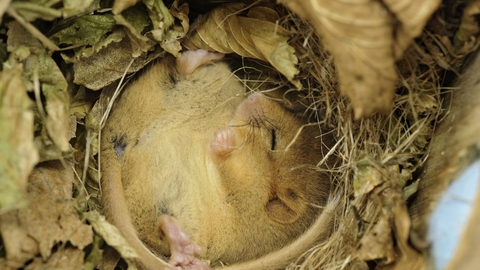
[158,215,209,270]
[209,126,236,157]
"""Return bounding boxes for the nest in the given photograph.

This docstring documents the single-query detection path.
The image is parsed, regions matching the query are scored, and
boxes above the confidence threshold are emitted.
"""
[0,0,478,269]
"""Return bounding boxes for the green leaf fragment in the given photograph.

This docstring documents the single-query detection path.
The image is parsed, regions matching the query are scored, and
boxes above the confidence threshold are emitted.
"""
[50,14,117,46]
[84,234,104,270]
[142,0,175,31]
[114,4,152,56]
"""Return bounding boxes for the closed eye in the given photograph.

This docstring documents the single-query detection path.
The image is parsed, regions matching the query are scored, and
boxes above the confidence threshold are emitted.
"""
[270,129,277,150]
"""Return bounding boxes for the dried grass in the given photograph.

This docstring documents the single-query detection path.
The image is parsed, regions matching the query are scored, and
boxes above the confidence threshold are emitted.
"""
[83,3,456,269]
[253,8,447,270]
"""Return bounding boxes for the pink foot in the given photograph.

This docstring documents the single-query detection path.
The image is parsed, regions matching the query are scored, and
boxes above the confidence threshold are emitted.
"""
[176,49,224,75]
[209,126,236,157]
[158,215,209,270]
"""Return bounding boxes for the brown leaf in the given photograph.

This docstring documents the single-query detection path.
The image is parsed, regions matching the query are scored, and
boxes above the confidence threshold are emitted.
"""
[453,0,480,55]
[0,161,93,268]
[357,213,396,263]
[185,3,299,85]
[25,247,84,270]
[383,0,442,58]
[353,165,425,268]
[72,38,164,90]
[379,184,426,270]
[247,6,280,22]
[228,16,262,58]
[0,212,38,268]
[280,0,440,118]
[85,211,139,269]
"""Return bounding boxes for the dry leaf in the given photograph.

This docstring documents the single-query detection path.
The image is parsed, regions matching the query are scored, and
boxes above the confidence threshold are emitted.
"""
[50,14,117,48]
[379,184,426,270]
[85,211,139,269]
[112,0,140,14]
[25,247,84,270]
[143,0,188,57]
[0,65,38,213]
[0,0,10,22]
[353,157,384,197]
[0,161,93,268]
[50,0,186,88]
[63,0,96,17]
[383,0,443,58]
[7,21,71,158]
[114,4,153,57]
[71,37,164,90]
[185,3,300,86]
[453,0,480,55]
[280,0,440,118]
[353,164,425,268]
[357,213,396,263]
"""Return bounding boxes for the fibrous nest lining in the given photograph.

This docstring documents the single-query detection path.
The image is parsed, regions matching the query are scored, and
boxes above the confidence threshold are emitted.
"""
[0,0,479,269]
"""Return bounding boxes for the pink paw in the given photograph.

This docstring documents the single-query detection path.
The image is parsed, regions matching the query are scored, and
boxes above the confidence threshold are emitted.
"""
[209,126,236,157]
[176,49,224,75]
[158,215,209,270]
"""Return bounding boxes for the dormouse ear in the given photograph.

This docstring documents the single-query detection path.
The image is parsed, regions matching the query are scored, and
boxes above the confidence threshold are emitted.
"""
[176,49,225,75]
[266,187,306,224]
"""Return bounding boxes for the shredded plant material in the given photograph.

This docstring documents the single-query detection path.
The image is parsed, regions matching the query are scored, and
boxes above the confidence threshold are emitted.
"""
[0,0,479,269]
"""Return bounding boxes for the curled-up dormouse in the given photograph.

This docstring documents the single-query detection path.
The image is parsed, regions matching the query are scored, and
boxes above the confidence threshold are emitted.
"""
[101,49,336,269]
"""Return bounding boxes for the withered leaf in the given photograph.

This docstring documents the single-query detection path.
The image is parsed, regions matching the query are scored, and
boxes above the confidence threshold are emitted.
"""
[71,37,164,90]
[63,0,96,17]
[23,52,70,153]
[185,3,299,86]
[114,4,153,57]
[280,0,440,118]
[50,14,117,46]
[378,181,426,270]
[25,247,84,270]
[453,0,480,55]
[357,213,396,263]
[353,157,384,198]
[112,0,140,14]
[85,211,139,270]
[6,21,71,159]
[0,161,93,267]
[247,6,280,22]
[53,0,185,88]
[0,0,10,22]
[143,0,188,57]
[0,65,38,213]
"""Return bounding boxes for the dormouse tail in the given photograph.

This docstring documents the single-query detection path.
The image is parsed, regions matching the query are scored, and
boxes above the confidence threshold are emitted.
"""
[101,157,171,270]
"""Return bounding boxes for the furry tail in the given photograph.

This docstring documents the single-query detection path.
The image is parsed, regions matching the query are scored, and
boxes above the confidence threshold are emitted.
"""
[101,156,171,270]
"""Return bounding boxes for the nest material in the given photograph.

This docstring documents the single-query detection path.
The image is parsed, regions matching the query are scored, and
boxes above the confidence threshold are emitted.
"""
[271,3,462,270]
[0,0,478,269]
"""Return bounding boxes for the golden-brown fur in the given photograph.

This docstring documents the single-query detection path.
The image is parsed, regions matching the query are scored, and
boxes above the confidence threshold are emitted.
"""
[100,50,335,269]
